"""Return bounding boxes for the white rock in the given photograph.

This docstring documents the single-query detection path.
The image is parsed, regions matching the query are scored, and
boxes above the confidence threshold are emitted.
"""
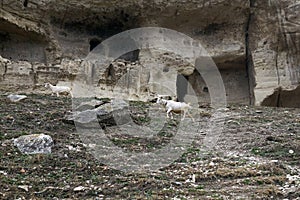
[0,170,8,176]
[289,149,294,154]
[18,185,30,192]
[192,174,196,183]
[74,186,86,191]
[13,134,53,154]
[7,94,27,102]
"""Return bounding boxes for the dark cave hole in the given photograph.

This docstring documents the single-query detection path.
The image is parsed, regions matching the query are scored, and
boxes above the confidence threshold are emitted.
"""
[23,0,28,7]
[163,67,169,72]
[107,64,115,80]
[118,49,140,62]
[89,38,101,51]
[176,74,188,102]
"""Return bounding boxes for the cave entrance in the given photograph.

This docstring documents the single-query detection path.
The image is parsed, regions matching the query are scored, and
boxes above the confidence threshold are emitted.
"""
[261,86,300,108]
[0,25,46,62]
[23,0,28,7]
[89,38,101,51]
[176,74,188,102]
[118,49,140,62]
[187,56,250,105]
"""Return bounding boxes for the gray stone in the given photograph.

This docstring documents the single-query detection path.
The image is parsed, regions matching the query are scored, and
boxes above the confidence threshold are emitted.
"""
[66,99,130,125]
[13,134,54,154]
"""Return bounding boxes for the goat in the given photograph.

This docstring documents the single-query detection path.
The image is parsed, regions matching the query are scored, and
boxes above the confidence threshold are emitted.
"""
[156,96,194,121]
[45,83,73,97]
[0,55,11,64]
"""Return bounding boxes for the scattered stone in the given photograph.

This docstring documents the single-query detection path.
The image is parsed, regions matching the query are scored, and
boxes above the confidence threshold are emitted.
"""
[192,174,196,183]
[173,181,182,186]
[18,185,30,192]
[0,171,7,176]
[66,145,81,152]
[7,94,27,102]
[13,134,54,154]
[73,186,86,191]
[255,110,263,114]
[289,149,294,154]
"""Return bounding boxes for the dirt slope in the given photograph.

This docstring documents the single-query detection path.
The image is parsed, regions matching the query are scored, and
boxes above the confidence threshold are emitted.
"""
[0,94,299,199]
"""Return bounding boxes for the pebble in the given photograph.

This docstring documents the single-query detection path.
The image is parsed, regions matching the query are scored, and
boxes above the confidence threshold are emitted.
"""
[0,171,8,176]
[289,149,294,154]
[74,186,85,191]
[18,185,30,192]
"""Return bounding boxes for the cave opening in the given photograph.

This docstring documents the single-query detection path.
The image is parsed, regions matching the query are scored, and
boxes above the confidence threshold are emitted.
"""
[203,86,209,93]
[261,86,300,108]
[89,38,101,51]
[186,56,250,105]
[176,74,188,102]
[106,64,115,80]
[118,49,140,62]
[0,30,46,62]
[23,0,28,7]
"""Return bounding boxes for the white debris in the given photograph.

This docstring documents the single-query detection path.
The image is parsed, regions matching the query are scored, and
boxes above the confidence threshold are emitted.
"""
[0,171,8,176]
[192,174,196,183]
[289,149,294,154]
[73,186,86,191]
[66,145,81,152]
[18,185,31,192]
[7,94,27,102]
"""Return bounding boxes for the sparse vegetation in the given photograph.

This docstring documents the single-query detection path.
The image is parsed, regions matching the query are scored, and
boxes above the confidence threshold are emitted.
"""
[0,94,299,199]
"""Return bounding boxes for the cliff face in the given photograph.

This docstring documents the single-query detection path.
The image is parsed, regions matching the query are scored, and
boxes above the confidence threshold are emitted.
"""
[0,0,299,107]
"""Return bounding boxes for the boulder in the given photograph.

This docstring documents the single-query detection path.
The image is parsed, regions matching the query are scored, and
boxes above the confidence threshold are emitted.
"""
[13,134,54,154]
[66,99,130,126]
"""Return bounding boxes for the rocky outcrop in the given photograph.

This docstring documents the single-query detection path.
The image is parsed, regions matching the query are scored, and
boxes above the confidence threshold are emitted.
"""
[248,0,300,106]
[0,0,299,107]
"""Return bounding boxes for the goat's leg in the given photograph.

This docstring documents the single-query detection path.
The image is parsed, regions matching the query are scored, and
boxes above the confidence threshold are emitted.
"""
[186,111,195,122]
[167,108,173,119]
[170,112,173,119]
[56,92,60,97]
[181,111,186,121]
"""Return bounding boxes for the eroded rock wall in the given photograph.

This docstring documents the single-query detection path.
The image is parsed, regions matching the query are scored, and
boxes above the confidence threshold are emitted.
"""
[0,0,299,107]
[248,0,300,106]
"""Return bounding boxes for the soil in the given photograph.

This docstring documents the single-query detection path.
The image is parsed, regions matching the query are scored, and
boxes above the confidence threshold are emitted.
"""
[0,94,299,199]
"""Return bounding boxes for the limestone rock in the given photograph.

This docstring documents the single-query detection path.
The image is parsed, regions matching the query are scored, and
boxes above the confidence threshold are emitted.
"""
[13,134,54,154]
[0,0,299,107]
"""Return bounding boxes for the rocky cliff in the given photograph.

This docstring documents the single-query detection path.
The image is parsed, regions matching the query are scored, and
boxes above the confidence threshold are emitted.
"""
[0,0,299,107]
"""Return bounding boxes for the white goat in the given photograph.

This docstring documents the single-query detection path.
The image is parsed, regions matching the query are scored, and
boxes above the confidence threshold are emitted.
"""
[156,96,194,121]
[45,83,73,97]
[0,55,11,64]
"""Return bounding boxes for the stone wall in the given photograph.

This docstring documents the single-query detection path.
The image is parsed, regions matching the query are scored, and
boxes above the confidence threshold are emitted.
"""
[0,0,299,107]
